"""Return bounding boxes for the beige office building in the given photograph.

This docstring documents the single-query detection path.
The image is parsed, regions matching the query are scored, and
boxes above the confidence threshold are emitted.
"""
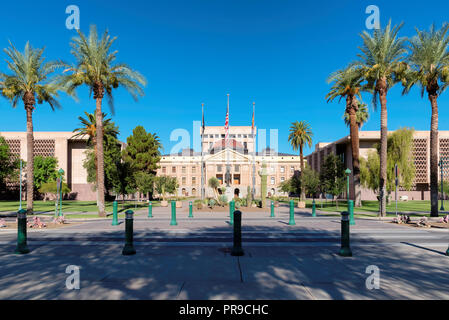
[306,131,449,201]
[0,132,95,200]
[156,126,302,198]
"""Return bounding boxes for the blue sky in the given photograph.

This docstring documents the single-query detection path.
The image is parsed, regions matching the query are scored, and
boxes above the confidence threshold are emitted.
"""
[0,0,448,156]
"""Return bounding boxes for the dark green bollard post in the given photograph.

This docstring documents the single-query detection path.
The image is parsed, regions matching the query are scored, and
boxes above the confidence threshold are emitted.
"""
[231,210,244,256]
[229,200,235,226]
[270,201,275,218]
[112,201,118,226]
[288,200,296,225]
[170,201,178,226]
[339,211,352,257]
[348,200,355,225]
[15,209,30,254]
[189,201,193,218]
[312,199,316,217]
[148,201,153,218]
[122,210,136,256]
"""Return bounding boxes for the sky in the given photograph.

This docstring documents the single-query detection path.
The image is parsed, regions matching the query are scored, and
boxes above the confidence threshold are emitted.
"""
[0,0,448,156]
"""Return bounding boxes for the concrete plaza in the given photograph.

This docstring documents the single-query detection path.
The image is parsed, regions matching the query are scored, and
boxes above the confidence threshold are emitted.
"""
[1,204,449,300]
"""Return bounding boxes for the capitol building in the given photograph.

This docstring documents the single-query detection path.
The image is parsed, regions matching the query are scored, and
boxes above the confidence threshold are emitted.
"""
[156,125,302,199]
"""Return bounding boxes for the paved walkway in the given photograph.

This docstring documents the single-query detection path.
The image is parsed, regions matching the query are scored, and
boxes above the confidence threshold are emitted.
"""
[1,205,449,300]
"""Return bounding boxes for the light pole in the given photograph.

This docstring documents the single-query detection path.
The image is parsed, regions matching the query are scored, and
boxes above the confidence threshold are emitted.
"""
[345,169,351,207]
[439,159,445,211]
[19,159,22,211]
[58,169,64,217]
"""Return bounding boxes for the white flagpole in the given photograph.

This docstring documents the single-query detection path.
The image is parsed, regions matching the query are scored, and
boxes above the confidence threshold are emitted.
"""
[252,102,256,199]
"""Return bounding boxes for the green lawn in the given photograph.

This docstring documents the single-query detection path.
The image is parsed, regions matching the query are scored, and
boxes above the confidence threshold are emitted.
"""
[273,198,444,216]
[0,200,160,214]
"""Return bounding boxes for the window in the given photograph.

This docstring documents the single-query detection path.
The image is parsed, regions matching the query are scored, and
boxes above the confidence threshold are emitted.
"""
[234,165,240,172]
[281,177,285,182]
[217,165,223,172]
[192,177,196,185]
[290,166,295,173]
[162,166,166,174]
[192,166,196,174]
[271,177,275,185]
[172,166,176,173]
[182,166,186,174]
[182,177,187,185]
[192,188,197,196]
[280,166,285,173]
[215,134,219,138]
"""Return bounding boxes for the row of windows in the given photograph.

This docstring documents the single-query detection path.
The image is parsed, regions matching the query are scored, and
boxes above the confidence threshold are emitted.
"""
[203,134,251,139]
[177,175,286,186]
[162,165,297,174]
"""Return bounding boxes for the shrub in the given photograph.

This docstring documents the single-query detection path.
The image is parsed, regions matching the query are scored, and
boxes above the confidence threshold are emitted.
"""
[219,195,228,206]
[208,199,216,208]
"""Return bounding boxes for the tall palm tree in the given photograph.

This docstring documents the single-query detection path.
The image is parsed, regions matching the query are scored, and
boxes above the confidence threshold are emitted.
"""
[0,41,65,215]
[61,25,147,217]
[326,66,366,207]
[288,120,313,201]
[403,23,449,217]
[354,20,408,216]
[343,103,369,128]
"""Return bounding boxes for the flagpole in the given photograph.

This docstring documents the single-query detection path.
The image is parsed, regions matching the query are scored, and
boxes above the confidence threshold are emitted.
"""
[201,103,205,200]
[252,102,256,200]
[225,94,231,188]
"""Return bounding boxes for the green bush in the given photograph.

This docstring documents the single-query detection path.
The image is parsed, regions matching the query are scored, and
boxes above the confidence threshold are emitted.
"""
[219,195,228,206]
[208,199,216,208]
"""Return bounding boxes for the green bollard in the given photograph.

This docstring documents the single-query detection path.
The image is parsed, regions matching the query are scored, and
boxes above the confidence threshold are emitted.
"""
[148,201,153,218]
[231,210,244,256]
[170,201,178,226]
[122,210,136,255]
[112,201,118,226]
[270,201,275,218]
[312,199,316,217]
[339,211,352,257]
[229,200,235,226]
[15,209,30,254]
[288,200,296,225]
[348,200,355,225]
[189,201,193,218]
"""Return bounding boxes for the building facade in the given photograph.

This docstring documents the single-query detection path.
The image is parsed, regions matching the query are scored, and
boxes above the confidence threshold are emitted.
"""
[305,131,449,201]
[156,126,301,198]
[0,132,95,201]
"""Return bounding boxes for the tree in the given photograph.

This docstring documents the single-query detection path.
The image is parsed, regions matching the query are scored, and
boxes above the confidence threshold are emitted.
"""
[33,156,59,191]
[134,171,154,200]
[38,181,71,202]
[61,25,147,217]
[360,128,416,201]
[402,23,449,217]
[0,136,20,192]
[343,103,369,129]
[302,165,320,199]
[0,41,66,214]
[208,177,220,201]
[326,65,366,207]
[288,120,313,201]
[155,176,178,200]
[320,154,346,208]
[279,172,302,197]
[354,20,408,216]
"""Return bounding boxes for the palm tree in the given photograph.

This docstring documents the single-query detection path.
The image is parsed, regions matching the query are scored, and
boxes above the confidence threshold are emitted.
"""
[60,25,146,217]
[343,103,369,128]
[0,41,65,215]
[403,23,449,217]
[326,66,367,207]
[72,111,119,204]
[288,120,313,201]
[354,20,408,216]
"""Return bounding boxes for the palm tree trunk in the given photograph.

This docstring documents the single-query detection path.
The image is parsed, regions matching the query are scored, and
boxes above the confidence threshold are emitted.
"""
[429,92,439,217]
[348,97,362,207]
[25,105,34,215]
[378,80,388,217]
[95,96,106,217]
[300,144,305,201]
